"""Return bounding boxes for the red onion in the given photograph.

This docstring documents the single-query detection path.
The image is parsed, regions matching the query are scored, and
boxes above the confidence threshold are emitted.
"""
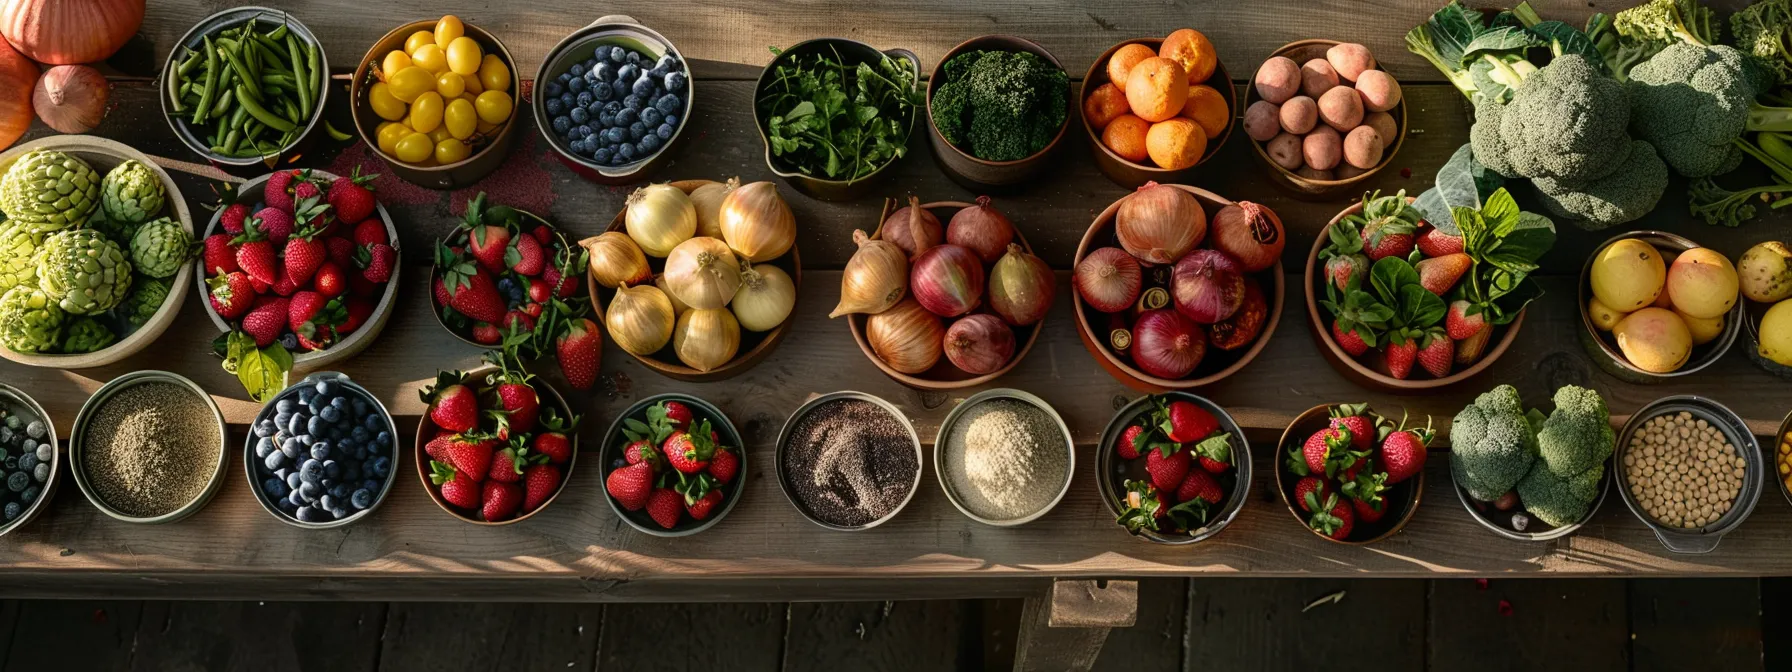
[910,244,984,317]
[943,314,1015,374]
[1172,250,1245,324]
[1116,182,1205,265]
[881,196,941,258]
[1209,201,1285,272]
[946,196,1014,263]
[1075,247,1142,313]
[988,244,1054,326]
[1133,308,1206,379]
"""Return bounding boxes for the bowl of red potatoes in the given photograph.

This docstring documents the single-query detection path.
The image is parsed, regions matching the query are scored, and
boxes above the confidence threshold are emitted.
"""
[1243,40,1405,199]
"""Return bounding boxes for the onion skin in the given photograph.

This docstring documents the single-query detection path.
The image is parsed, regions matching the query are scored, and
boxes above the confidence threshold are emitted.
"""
[1171,249,1245,324]
[1117,182,1205,265]
[910,244,984,318]
[830,229,908,318]
[32,65,107,134]
[0,39,34,151]
[1133,308,1206,379]
[732,263,796,332]
[719,180,796,262]
[580,231,653,289]
[866,298,944,374]
[607,283,676,355]
[625,184,696,257]
[882,196,942,258]
[1207,276,1268,351]
[688,177,739,239]
[946,195,1014,263]
[663,236,741,310]
[943,313,1015,375]
[1074,246,1142,314]
[1209,201,1285,272]
[673,308,741,372]
[988,243,1054,326]
[1,0,143,65]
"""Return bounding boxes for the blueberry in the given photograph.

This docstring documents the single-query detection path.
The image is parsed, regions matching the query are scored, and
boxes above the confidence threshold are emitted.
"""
[20,421,41,439]
[263,450,287,471]
[351,489,374,509]
[286,472,303,490]
[31,443,47,462]
[584,56,600,70]
[640,107,663,127]
[255,420,276,438]
[18,451,38,471]
[321,407,342,425]
[625,50,642,64]
[376,431,393,447]
[591,81,613,102]
[551,116,572,136]
[307,394,328,413]
[655,54,679,72]
[602,127,625,144]
[4,502,18,521]
[255,437,276,459]
[616,107,639,126]
[2,416,16,430]
[350,426,369,443]
[623,94,644,111]
[330,483,353,499]
[577,92,596,109]
[362,479,381,493]
[297,389,315,404]
[665,71,688,92]
[300,459,323,483]
[628,122,647,141]
[32,463,47,482]
[617,63,639,83]
[306,416,327,437]
[295,506,320,523]
[543,81,564,98]
[287,488,307,508]
[263,478,288,499]
[567,107,589,125]
[285,414,305,436]
[608,46,627,63]
[631,76,656,97]
[300,482,322,501]
[597,112,615,127]
[618,144,637,161]
[568,77,588,94]
[6,471,23,491]
[276,398,297,414]
[316,380,337,396]
[569,62,585,77]
[593,147,613,164]
[648,65,669,82]
[352,398,368,416]
[21,484,37,503]
[558,92,576,108]
[364,415,383,431]
[556,72,571,84]
[310,442,331,460]
[324,460,341,479]
[594,62,615,81]
[371,456,391,478]
[545,99,564,117]
[656,123,676,140]
[354,444,370,460]
[656,94,682,114]
[641,134,662,153]
[276,498,298,513]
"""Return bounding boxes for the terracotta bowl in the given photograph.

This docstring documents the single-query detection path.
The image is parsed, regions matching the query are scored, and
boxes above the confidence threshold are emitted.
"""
[1304,199,1522,391]
[1274,404,1423,545]
[846,199,1045,389]
[1071,184,1284,392]
[1576,230,1743,384]
[587,179,801,381]
[924,35,1070,190]
[1079,37,1236,189]
[412,365,577,525]
[1243,39,1408,200]
[351,19,521,190]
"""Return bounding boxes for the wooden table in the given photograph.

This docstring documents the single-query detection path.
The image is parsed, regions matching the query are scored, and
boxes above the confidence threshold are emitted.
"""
[4,0,1792,667]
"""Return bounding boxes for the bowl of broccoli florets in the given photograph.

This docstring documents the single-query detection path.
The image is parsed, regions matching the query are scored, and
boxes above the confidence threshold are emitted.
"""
[924,36,1071,190]
[1449,384,1616,542]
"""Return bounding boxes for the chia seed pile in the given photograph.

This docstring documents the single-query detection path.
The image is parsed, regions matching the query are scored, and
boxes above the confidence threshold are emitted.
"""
[251,378,396,524]
[0,402,54,528]
[943,399,1068,521]
[81,382,220,518]
[782,399,918,527]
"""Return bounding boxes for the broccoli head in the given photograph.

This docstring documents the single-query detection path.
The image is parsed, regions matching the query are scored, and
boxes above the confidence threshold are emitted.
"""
[1627,42,1791,177]
[1471,54,1632,184]
[1732,0,1792,88]
[1534,385,1616,476]
[1515,460,1604,527]
[1449,385,1540,501]
[930,51,1068,162]
[1531,139,1668,229]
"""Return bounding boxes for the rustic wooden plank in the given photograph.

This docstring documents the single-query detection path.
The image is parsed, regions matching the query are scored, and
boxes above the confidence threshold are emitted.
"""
[1184,579,1424,671]
[782,601,973,672]
[1090,579,1184,672]
[981,598,1026,672]
[377,602,601,671]
[1014,596,1110,672]
[1629,579,1763,672]
[1426,579,1628,672]
[595,603,785,671]
[2,601,144,672]
[0,602,17,664]
[1764,579,1792,671]
[128,601,385,672]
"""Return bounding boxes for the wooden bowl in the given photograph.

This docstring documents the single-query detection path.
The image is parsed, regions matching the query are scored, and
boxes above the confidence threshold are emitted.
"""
[1576,231,1743,384]
[1243,39,1408,200]
[412,365,578,525]
[350,19,521,190]
[1071,184,1284,392]
[753,39,921,202]
[587,180,801,381]
[0,383,59,539]
[1273,404,1423,545]
[1095,392,1252,545]
[1079,37,1237,189]
[846,199,1046,389]
[1304,199,1522,391]
[0,136,193,369]
[924,35,1070,190]
[599,393,746,537]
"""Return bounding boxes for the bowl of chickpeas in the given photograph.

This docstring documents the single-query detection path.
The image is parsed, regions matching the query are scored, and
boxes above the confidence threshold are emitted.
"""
[1614,395,1764,554]
[351,15,520,190]
[1774,411,1792,509]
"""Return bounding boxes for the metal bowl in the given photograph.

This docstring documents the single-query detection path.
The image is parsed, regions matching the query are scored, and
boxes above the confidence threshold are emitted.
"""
[161,6,329,166]
[242,372,400,529]
[0,384,59,538]
[599,393,747,537]
[1578,231,1743,383]
[923,35,1070,190]
[532,15,693,184]
[69,371,229,524]
[753,38,921,201]
[1612,395,1764,554]
[774,391,923,531]
[1097,392,1252,545]
[1775,410,1792,509]
[1274,404,1423,545]
[934,389,1074,526]
[1743,302,1792,379]
[412,365,578,525]
[1452,455,1613,542]
[350,19,521,190]
[432,204,572,351]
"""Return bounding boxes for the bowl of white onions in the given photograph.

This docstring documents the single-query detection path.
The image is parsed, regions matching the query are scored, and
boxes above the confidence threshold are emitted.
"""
[583,178,802,381]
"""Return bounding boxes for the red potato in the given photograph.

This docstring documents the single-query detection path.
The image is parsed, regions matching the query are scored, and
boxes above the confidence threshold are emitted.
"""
[1296,166,1336,181]
[1318,85,1363,131]
[1278,95,1318,134]
[1253,56,1301,104]
[1243,100,1282,142]
[1355,70,1402,112]
[1363,111,1398,145]
[1266,132,1303,170]
[1326,43,1376,82]
[1303,125,1342,171]
[1300,58,1339,98]
[1343,125,1385,169]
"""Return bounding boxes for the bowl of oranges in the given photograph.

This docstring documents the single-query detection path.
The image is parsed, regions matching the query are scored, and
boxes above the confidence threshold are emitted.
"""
[1080,29,1234,189]
[351,15,521,190]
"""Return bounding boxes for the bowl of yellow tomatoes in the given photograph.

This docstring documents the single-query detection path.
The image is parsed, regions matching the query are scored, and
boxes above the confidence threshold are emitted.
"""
[351,15,521,190]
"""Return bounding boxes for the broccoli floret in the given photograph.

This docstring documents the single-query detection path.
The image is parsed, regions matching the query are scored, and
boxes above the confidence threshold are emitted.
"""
[1515,460,1604,527]
[1449,385,1540,501]
[1628,42,1792,177]
[1472,55,1632,184]
[1616,0,1717,47]
[929,51,1068,162]
[1531,139,1668,229]
[1534,385,1615,477]
[1733,0,1792,88]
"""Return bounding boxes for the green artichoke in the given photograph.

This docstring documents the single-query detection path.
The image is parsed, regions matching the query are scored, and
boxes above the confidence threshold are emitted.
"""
[100,160,165,224]
[128,218,193,279]
[36,229,132,315]
[86,205,139,244]
[114,276,170,329]
[0,224,43,292]
[0,285,65,354]
[0,150,100,233]
[59,317,116,353]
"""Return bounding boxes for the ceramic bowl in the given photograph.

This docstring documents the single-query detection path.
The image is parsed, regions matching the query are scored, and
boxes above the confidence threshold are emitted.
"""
[599,393,746,536]
[1079,37,1236,188]
[412,365,578,525]
[924,35,1070,190]
[1096,392,1252,544]
[933,389,1073,526]
[242,371,400,529]
[1243,39,1408,200]
[350,18,520,189]
[1274,404,1422,545]
[753,38,921,201]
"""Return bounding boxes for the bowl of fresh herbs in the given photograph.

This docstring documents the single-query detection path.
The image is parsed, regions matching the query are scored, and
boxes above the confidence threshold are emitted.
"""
[753,38,922,201]
[925,35,1071,190]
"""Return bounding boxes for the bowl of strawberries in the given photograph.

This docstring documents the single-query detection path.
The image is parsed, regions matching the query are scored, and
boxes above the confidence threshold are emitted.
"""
[413,356,580,525]
[1275,402,1429,544]
[600,394,745,536]
[197,169,402,397]
[1097,393,1251,545]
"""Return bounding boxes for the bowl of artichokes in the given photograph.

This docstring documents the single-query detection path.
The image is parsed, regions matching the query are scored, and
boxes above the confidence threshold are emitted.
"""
[0,136,195,369]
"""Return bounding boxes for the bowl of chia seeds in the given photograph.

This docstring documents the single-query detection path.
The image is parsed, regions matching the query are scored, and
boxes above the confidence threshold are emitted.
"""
[0,383,59,537]
[245,372,400,529]
[776,391,923,531]
[935,389,1074,526]
[69,371,228,524]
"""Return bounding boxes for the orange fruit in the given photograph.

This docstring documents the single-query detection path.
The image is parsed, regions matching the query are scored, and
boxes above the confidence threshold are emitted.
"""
[1146,118,1207,170]
[1160,28,1218,84]
[1083,83,1131,131]
[1103,114,1151,163]
[1180,85,1229,139]
[1125,57,1189,123]
[1107,44,1157,86]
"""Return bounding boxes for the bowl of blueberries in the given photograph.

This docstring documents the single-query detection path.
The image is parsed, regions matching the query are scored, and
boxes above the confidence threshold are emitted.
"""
[0,383,57,538]
[533,15,693,183]
[246,372,400,528]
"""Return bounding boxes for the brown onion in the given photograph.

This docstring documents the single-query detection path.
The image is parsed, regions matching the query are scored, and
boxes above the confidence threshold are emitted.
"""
[32,65,107,134]
[831,229,908,317]
[1208,276,1268,350]
[1172,249,1245,324]
[866,297,944,374]
[580,231,653,289]
[1,0,142,65]
[946,195,1014,263]
[1209,201,1285,272]
[987,243,1054,326]
[1134,308,1205,379]
[1075,246,1142,313]
[910,244,984,317]
[881,196,941,258]
[1116,182,1205,265]
[0,39,33,151]
[943,314,1015,375]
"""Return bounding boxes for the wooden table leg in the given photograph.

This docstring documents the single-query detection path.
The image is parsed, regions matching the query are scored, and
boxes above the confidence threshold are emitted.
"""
[1013,579,1139,672]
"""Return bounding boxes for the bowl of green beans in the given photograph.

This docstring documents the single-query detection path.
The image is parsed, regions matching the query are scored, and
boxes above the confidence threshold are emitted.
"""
[162,7,330,166]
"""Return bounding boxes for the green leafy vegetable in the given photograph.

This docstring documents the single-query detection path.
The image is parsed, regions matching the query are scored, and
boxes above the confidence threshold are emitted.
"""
[1413,144,1505,234]
[930,50,1068,162]
[757,46,920,182]
[1452,187,1554,325]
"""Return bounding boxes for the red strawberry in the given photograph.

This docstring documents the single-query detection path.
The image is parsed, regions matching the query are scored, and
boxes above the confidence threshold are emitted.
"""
[495,379,539,436]
[325,236,356,268]
[420,371,479,433]
[219,203,250,235]
[431,462,480,510]
[270,268,300,297]
[362,243,396,283]
[423,431,457,462]
[234,227,279,286]
[556,317,602,391]
[527,278,552,303]
[1145,446,1190,493]
[1117,425,1146,460]
[529,224,553,245]
[203,233,240,275]
[542,263,578,299]
[206,271,255,320]
[1351,496,1387,524]
[1445,300,1487,341]
[501,310,536,335]
[1324,253,1370,291]
[1308,494,1355,540]
[534,432,573,466]
[326,169,379,224]
[1415,225,1464,257]
[686,489,723,521]
[508,233,545,276]
[467,225,512,272]
[480,480,522,521]
[353,218,388,249]
[522,463,560,511]
[440,435,497,483]
[442,262,506,323]
[521,302,544,318]
[1384,338,1418,380]
[1333,320,1370,357]
[1165,401,1219,443]
[1417,330,1455,378]
[471,321,501,345]
[1327,406,1376,452]
[283,234,328,286]
[432,277,453,309]
[240,297,288,347]
[1302,427,1355,476]
[1175,468,1223,505]
[263,169,302,212]
[605,463,654,511]
[251,207,294,244]
[708,446,739,484]
[663,401,694,429]
[661,426,716,474]
[1380,425,1433,485]
[1294,476,1331,512]
[1361,218,1416,261]
[646,487,683,529]
[1455,322,1493,366]
[487,445,527,483]
[313,261,348,299]
[623,439,658,470]
[1414,253,1471,296]
[340,296,374,334]
[287,291,345,350]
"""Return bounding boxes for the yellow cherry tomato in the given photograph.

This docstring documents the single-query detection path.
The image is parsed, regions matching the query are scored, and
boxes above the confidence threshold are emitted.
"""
[461,72,484,96]
[395,132,434,163]
[435,138,472,164]
[411,44,448,74]
[444,98,478,140]
[434,15,464,51]
[476,118,500,135]
[474,90,513,124]
[386,66,434,103]
[368,82,407,121]
[407,92,445,133]
[428,125,452,143]
[434,71,465,98]
[446,36,483,76]
[381,49,412,77]
[477,54,511,93]
[375,122,407,155]
[404,30,434,55]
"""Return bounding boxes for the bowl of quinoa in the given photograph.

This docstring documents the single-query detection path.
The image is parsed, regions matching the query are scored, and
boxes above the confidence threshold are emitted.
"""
[934,389,1073,526]
[70,371,228,524]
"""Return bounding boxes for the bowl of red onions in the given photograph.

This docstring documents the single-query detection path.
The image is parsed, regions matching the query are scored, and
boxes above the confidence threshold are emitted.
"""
[837,196,1054,389]
[1071,182,1285,392]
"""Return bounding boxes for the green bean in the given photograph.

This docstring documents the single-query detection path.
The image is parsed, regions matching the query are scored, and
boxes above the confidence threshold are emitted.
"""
[221,42,263,102]
[168,67,187,114]
[287,34,310,119]
[193,35,219,125]
[306,43,321,103]
[228,101,249,131]
[223,127,242,154]
[245,121,265,144]
[260,73,295,88]
[209,88,234,118]
[178,49,203,76]
[268,24,289,41]
[237,84,296,132]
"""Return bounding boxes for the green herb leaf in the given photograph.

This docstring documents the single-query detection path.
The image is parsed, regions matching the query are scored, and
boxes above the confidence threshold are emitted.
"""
[223,331,291,403]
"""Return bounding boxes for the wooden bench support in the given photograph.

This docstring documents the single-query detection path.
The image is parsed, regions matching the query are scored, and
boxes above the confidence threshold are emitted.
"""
[1014,579,1139,672]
